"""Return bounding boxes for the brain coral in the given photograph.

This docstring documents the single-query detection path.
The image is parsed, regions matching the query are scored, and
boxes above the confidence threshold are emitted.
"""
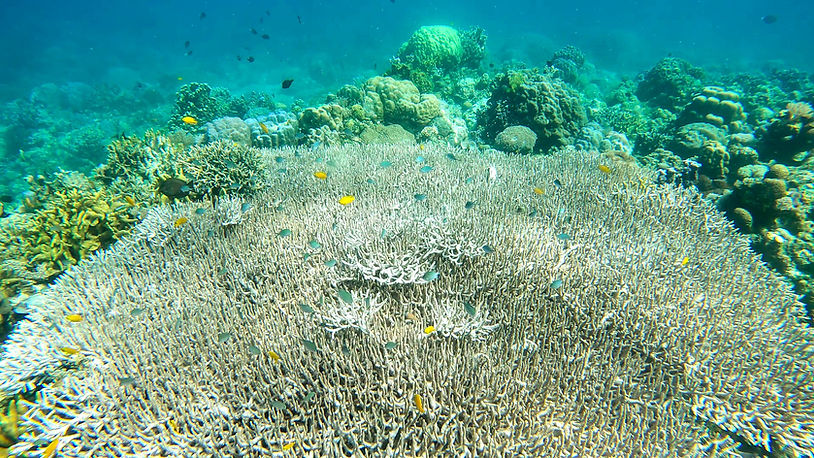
[480,70,586,153]
[363,76,441,128]
[2,144,813,457]
[397,25,463,72]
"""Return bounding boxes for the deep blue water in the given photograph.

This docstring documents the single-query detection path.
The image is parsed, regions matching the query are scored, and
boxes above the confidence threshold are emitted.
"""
[1,0,812,104]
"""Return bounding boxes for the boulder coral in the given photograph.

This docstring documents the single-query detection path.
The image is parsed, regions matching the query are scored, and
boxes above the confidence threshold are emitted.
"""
[396,25,463,73]
[636,57,704,112]
[677,86,748,129]
[363,76,441,129]
[494,125,537,154]
[758,101,814,164]
[480,69,586,153]
[2,144,813,457]
[204,117,252,146]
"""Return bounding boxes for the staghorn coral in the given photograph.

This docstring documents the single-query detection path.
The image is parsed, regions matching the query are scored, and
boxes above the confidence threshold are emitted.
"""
[0,144,812,457]
[178,140,267,197]
[479,69,586,153]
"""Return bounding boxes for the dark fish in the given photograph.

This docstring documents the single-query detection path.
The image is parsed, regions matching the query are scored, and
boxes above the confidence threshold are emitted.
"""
[266,10,270,16]
[237,55,242,61]
[200,12,206,19]
[184,40,190,48]
[553,179,562,188]
[282,79,294,89]
[297,15,302,24]
[118,376,136,386]
[262,34,270,39]
[185,50,193,56]
[251,28,258,34]
[159,178,191,199]
[247,56,255,63]
[761,15,777,24]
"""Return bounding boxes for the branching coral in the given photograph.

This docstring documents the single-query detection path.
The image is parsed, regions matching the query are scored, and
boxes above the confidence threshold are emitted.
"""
[1,144,812,457]
[178,140,266,197]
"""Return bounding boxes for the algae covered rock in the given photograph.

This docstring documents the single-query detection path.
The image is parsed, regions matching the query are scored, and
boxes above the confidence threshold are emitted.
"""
[495,125,537,154]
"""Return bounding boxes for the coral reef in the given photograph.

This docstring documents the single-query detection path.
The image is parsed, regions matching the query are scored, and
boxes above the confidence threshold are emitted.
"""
[2,144,812,457]
[363,76,441,129]
[636,57,704,112]
[547,45,585,84]
[758,101,814,164]
[245,111,299,148]
[178,140,266,197]
[677,86,748,129]
[494,125,537,154]
[397,25,463,72]
[169,82,221,130]
[204,117,252,146]
[479,69,586,153]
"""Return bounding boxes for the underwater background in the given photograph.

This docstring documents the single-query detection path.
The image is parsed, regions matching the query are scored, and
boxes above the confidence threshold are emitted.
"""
[1,0,814,455]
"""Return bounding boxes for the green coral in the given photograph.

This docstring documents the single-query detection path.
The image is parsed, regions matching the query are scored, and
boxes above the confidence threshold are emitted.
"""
[169,83,221,130]
[636,57,704,112]
[179,140,266,197]
[479,69,586,153]
[397,25,463,72]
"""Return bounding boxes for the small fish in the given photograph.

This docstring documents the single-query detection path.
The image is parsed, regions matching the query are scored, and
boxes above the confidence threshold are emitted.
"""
[66,314,83,323]
[380,160,392,168]
[304,391,315,402]
[416,156,425,163]
[337,289,353,304]
[247,56,255,63]
[313,171,328,179]
[248,344,261,355]
[60,347,80,355]
[251,28,258,34]
[302,339,318,352]
[598,164,611,174]
[124,195,136,206]
[533,187,544,195]
[414,193,427,201]
[556,233,571,240]
[406,311,417,321]
[465,176,474,184]
[341,344,350,355]
[118,376,136,386]
[262,33,270,39]
[42,438,59,458]
[282,442,295,451]
[218,267,229,276]
[268,350,281,362]
[385,342,398,350]
[195,208,207,215]
[185,50,193,56]
[259,122,269,134]
[278,229,292,237]
[423,271,439,282]
[465,201,475,210]
[324,259,337,267]
[550,279,563,289]
[159,177,191,199]
[275,156,285,164]
[414,394,425,413]
[168,418,179,433]
[424,326,436,335]
[184,40,190,48]
[482,245,494,254]
[761,14,777,24]
[241,202,252,212]
[237,55,242,61]
[308,240,322,250]
[299,303,314,313]
[217,332,232,343]
[464,301,476,317]
[446,152,457,160]
[282,79,294,89]
[553,179,562,188]
[366,178,376,184]
[130,308,145,317]
[487,165,498,181]
[174,217,189,228]
[338,195,355,205]
[297,15,302,24]
[680,256,689,266]
[199,11,206,19]
[181,116,198,125]
[271,400,287,410]
[420,165,433,173]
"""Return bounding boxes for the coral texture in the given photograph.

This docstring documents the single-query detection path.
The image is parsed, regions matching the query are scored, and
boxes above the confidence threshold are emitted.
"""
[397,25,463,72]
[2,144,812,457]
[494,125,537,154]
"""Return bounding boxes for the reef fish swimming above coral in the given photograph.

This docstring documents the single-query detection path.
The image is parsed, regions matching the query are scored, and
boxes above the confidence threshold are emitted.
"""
[0,143,812,457]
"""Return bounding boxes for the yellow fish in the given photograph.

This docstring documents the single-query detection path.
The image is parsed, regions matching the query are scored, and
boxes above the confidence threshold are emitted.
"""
[313,171,327,180]
[414,394,425,413]
[338,195,355,205]
[259,122,269,134]
[423,325,436,335]
[181,116,198,126]
[282,442,295,451]
[66,314,83,323]
[173,217,189,228]
[268,350,281,362]
[533,187,544,195]
[419,144,425,150]
[124,195,136,206]
[598,164,611,174]
[168,418,179,434]
[60,347,80,355]
[42,437,59,458]
[680,256,689,266]
[177,76,183,81]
